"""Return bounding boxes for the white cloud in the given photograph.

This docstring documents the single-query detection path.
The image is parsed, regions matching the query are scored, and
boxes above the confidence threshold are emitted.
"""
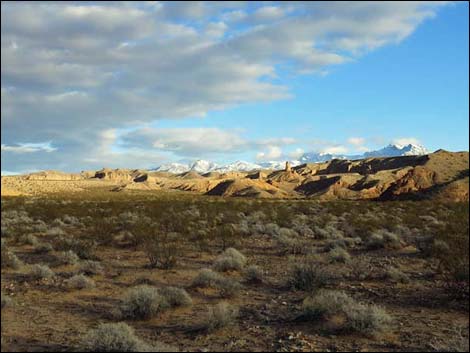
[1,142,57,153]
[392,137,421,147]
[256,145,283,161]
[347,137,365,146]
[1,1,449,172]
[289,148,304,159]
[321,145,349,155]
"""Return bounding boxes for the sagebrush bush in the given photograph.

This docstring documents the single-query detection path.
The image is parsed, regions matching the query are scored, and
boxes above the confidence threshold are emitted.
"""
[158,287,192,307]
[192,269,241,298]
[213,248,247,272]
[384,267,410,283]
[83,322,175,352]
[245,265,263,283]
[204,302,238,332]
[328,248,351,263]
[366,230,401,250]
[120,285,166,320]
[302,289,392,336]
[66,274,96,290]
[57,250,80,265]
[79,260,104,275]
[1,292,12,309]
[1,248,23,269]
[19,234,38,246]
[55,236,96,260]
[30,264,54,280]
[33,242,53,254]
[288,259,338,291]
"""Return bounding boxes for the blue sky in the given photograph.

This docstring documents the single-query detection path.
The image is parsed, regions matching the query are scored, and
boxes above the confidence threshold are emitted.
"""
[1,1,469,173]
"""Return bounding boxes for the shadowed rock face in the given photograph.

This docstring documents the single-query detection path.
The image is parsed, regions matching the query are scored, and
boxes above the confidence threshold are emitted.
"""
[2,151,469,201]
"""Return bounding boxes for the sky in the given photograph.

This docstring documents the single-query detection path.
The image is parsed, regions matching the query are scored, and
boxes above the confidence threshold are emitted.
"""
[1,1,469,174]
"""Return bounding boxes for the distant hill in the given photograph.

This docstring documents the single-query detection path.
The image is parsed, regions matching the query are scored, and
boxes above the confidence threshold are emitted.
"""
[2,149,468,201]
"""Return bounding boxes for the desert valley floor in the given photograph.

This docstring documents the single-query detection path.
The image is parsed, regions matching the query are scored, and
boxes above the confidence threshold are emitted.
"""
[1,152,469,352]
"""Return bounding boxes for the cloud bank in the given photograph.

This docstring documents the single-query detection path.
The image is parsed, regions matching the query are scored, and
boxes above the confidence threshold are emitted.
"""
[1,1,448,172]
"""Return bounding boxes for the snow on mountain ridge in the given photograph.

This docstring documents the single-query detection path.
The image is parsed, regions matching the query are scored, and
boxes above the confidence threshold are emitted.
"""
[152,144,429,173]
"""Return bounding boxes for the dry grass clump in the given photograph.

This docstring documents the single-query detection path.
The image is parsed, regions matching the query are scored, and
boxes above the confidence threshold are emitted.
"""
[288,258,338,292]
[55,236,96,260]
[56,250,80,265]
[192,268,241,298]
[366,230,401,250]
[33,242,53,254]
[19,234,38,246]
[302,290,392,336]
[120,285,167,320]
[203,302,238,332]
[384,267,410,283]
[66,274,96,290]
[83,322,176,352]
[158,287,192,307]
[213,248,247,272]
[244,265,263,283]
[328,248,351,263]
[1,292,12,309]
[30,264,55,280]
[430,325,469,352]
[1,246,23,269]
[79,260,104,275]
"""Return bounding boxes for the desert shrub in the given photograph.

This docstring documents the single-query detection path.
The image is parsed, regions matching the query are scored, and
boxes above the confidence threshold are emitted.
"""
[66,274,96,290]
[138,229,182,269]
[1,248,23,269]
[57,250,80,265]
[384,267,410,283]
[288,259,338,291]
[79,260,104,275]
[158,287,192,307]
[55,236,96,260]
[430,325,469,352]
[46,227,65,236]
[302,290,392,336]
[245,265,263,283]
[276,234,308,255]
[366,230,401,250]
[328,248,351,263]
[213,222,240,251]
[1,292,12,309]
[91,218,117,245]
[192,269,225,288]
[30,264,54,280]
[213,248,246,272]
[264,223,280,236]
[120,285,166,320]
[33,242,53,254]
[19,234,38,246]
[204,302,238,332]
[431,205,469,299]
[323,238,348,251]
[192,269,240,298]
[83,322,174,352]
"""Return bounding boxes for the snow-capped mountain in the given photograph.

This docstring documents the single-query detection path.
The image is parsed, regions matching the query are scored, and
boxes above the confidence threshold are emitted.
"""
[300,143,428,163]
[152,144,429,173]
[259,160,301,170]
[362,144,428,158]
[153,162,191,174]
[189,160,218,173]
[214,161,262,173]
[299,152,347,163]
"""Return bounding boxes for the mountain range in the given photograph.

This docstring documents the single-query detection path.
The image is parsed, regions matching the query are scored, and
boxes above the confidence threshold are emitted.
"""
[154,143,428,174]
